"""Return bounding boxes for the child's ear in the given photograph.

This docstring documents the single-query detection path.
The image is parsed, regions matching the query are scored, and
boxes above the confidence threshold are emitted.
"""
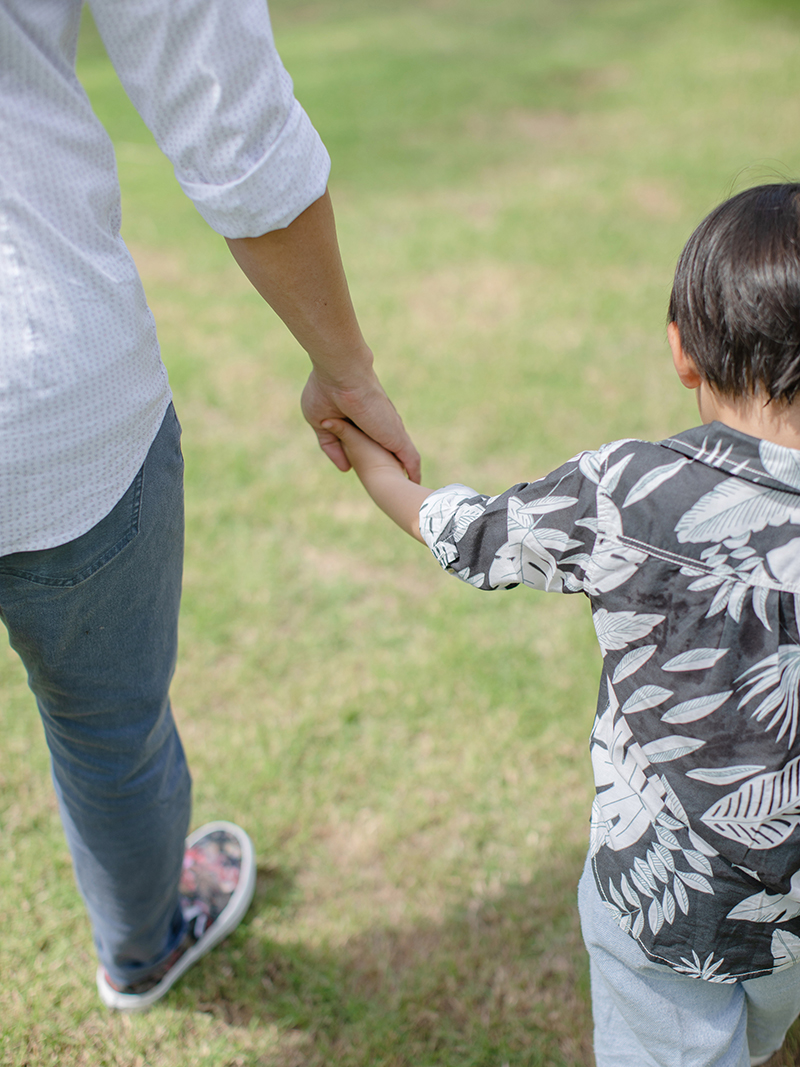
[668,322,703,389]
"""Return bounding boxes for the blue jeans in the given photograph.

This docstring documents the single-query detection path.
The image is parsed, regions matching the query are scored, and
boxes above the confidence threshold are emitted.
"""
[579,854,800,1066]
[0,405,191,987]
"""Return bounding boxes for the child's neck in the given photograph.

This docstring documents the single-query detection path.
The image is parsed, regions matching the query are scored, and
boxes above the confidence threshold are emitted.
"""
[697,382,800,450]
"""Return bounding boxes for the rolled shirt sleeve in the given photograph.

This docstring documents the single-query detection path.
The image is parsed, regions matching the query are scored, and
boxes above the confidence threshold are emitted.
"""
[89,0,331,236]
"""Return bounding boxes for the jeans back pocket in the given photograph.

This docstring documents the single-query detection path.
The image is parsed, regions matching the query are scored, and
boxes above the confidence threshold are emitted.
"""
[0,465,144,588]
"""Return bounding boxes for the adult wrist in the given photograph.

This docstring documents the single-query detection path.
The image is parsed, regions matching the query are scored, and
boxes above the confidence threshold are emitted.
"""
[307,344,376,392]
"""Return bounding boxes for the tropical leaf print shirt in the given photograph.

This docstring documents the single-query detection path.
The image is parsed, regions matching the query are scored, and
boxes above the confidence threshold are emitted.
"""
[419,422,800,981]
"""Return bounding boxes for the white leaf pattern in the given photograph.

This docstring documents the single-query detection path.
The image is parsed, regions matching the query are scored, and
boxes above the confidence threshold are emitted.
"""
[680,564,706,578]
[485,496,586,591]
[622,686,673,715]
[647,849,669,882]
[607,878,626,910]
[418,484,480,549]
[655,825,681,850]
[652,841,676,871]
[688,574,727,592]
[586,496,648,594]
[589,797,608,856]
[660,691,732,724]
[683,849,714,877]
[674,876,690,915]
[724,533,752,549]
[578,450,605,485]
[707,582,733,618]
[522,527,582,554]
[675,481,800,544]
[760,439,800,490]
[584,441,640,488]
[634,856,658,893]
[631,866,654,898]
[510,494,580,517]
[612,645,658,684]
[452,502,488,543]
[766,538,800,585]
[727,582,748,622]
[661,778,690,823]
[686,765,765,785]
[661,648,729,672]
[601,452,635,494]
[772,930,800,970]
[658,811,686,831]
[730,545,756,559]
[559,551,592,572]
[675,869,714,895]
[487,541,531,589]
[562,570,585,593]
[591,701,666,850]
[620,872,641,909]
[752,584,772,630]
[623,457,692,508]
[592,609,665,654]
[727,871,800,924]
[662,887,676,924]
[673,951,733,982]
[642,735,706,763]
[631,910,645,939]
[701,755,800,849]
[430,539,458,569]
[648,897,664,935]
[738,647,800,747]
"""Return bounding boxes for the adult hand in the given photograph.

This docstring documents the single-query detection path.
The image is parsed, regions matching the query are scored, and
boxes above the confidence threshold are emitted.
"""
[301,365,421,483]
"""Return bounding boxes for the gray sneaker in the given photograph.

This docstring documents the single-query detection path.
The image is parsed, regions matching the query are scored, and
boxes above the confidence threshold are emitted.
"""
[96,821,256,1011]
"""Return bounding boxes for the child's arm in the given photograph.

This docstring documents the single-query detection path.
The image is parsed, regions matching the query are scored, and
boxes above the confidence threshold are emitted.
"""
[321,419,432,542]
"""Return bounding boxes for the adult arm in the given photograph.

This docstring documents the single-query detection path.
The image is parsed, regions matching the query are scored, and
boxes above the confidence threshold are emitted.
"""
[89,0,419,479]
[226,190,420,480]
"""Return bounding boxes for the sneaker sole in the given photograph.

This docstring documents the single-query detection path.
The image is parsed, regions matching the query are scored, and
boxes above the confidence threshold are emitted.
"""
[96,820,256,1011]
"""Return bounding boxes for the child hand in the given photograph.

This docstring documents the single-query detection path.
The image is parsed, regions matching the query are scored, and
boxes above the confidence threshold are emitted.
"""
[321,418,431,542]
[320,418,406,479]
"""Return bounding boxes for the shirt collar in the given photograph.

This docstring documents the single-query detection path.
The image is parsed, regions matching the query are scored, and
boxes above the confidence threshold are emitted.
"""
[660,421,800,496]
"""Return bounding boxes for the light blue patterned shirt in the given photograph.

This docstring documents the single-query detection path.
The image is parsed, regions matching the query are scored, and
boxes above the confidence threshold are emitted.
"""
[0,0,330,554]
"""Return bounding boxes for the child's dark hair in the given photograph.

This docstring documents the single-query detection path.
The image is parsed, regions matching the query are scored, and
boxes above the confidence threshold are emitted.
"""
[668,182,800,403]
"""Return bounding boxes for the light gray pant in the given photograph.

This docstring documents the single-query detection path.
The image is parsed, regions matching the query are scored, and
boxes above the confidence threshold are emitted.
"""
[579,856,800,1066]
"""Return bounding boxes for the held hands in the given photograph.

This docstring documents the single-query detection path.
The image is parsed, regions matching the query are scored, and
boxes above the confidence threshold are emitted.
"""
[319,417,407,482]
[320,418,431,542]
[301,365,421,483]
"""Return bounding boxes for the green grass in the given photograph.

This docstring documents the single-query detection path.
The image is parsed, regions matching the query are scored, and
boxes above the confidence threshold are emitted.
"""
[5,0,800,1063]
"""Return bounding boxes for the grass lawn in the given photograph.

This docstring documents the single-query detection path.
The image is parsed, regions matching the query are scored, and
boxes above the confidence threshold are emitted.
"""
[4,0,800,1063]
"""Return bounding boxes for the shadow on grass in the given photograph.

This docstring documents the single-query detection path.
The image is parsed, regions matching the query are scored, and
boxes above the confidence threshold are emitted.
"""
[181,844,593,1067]
[253,864,299,911]
[179,853,800,1067]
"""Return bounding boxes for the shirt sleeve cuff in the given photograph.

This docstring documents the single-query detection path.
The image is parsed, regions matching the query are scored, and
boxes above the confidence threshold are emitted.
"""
[419,484,482,568]
[178,100,332,238]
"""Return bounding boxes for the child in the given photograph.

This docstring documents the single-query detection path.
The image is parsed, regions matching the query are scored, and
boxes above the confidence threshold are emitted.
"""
[322,183,800,1067]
